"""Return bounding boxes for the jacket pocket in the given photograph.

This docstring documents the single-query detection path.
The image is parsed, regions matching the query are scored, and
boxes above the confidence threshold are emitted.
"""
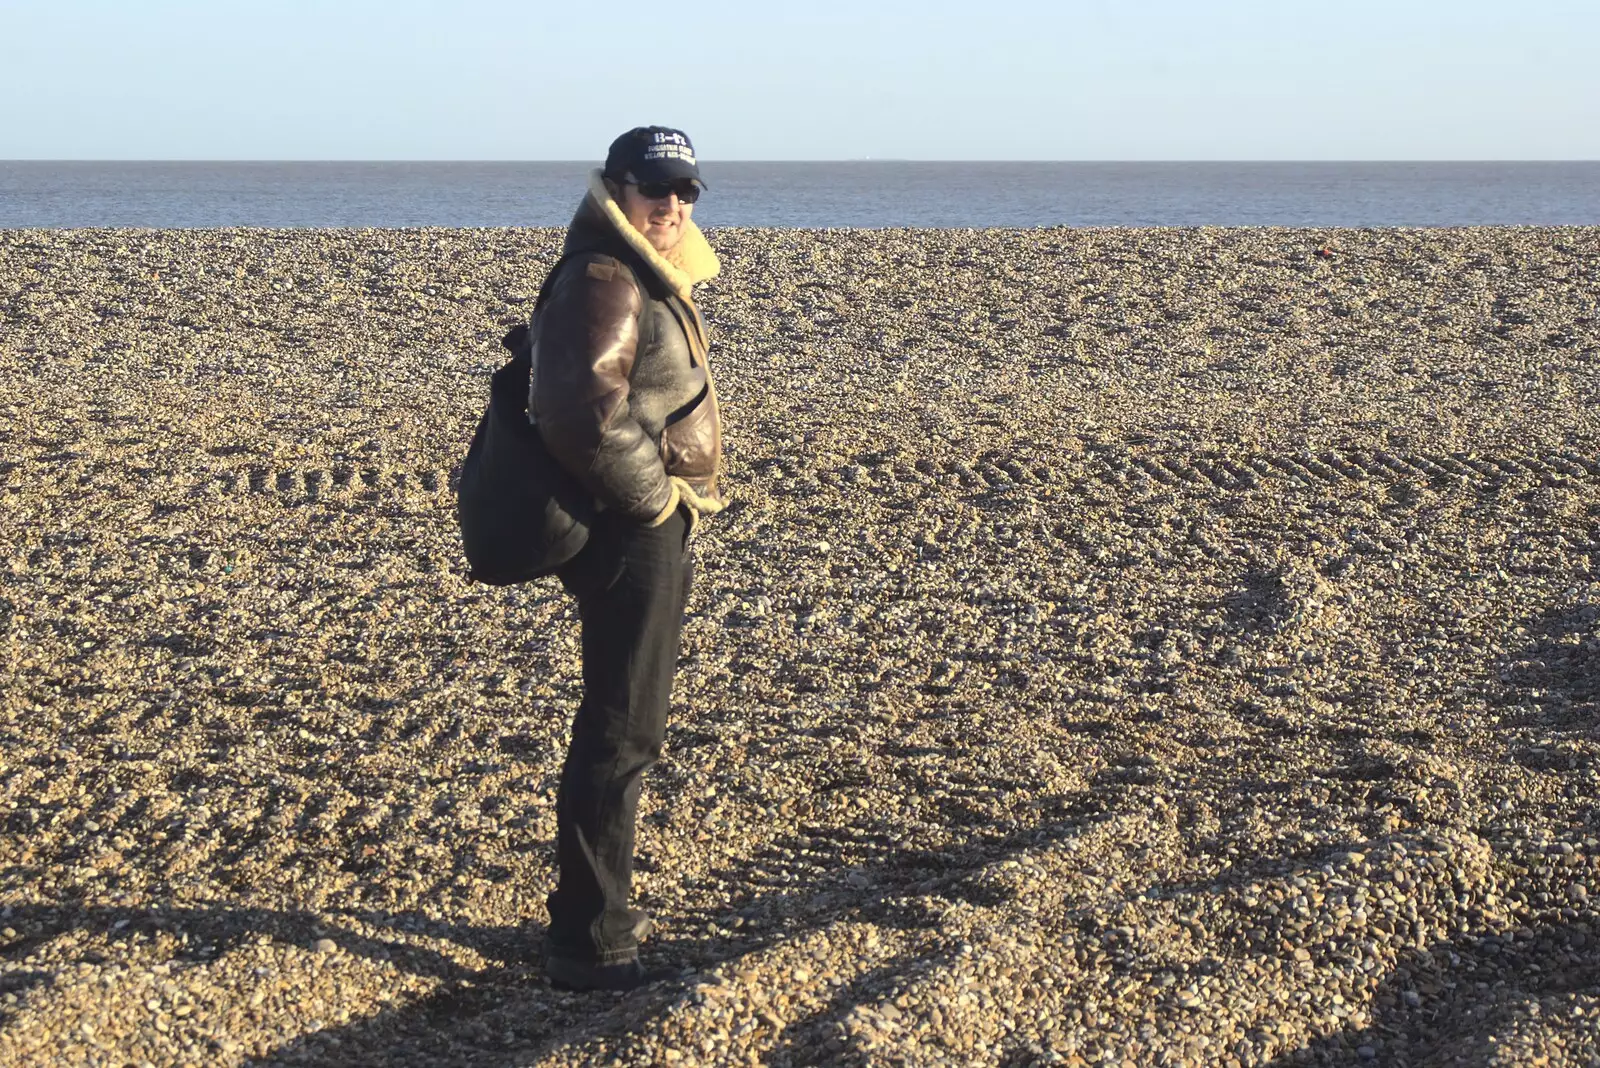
[660,381,720,481]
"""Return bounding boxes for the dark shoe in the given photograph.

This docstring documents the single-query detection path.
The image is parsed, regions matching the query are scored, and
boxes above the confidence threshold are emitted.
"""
[545,955,675,992]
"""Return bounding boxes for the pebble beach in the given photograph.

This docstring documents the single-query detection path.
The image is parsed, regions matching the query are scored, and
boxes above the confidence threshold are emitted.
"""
[2,225,1599,1066]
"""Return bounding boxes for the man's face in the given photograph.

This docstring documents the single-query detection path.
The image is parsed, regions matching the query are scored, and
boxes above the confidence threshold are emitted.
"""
[618,181,695,253]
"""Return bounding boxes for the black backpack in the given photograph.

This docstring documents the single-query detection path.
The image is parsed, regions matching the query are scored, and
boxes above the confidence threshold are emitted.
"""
[456,257,595,585]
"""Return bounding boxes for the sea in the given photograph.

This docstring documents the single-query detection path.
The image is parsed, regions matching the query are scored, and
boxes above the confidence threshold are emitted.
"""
[1,161,1597,229]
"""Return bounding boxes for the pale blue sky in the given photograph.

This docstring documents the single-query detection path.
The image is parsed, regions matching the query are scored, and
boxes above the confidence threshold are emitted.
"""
[3,0,1595,160]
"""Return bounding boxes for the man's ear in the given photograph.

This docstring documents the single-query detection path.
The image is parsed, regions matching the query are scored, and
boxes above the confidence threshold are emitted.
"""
[602,176,623,201]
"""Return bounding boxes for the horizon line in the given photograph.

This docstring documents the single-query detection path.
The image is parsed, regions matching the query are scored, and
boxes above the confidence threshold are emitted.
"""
[4,157,1598,165]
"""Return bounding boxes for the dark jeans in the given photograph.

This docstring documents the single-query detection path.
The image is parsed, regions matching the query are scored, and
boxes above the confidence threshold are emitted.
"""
[545,507,692,964]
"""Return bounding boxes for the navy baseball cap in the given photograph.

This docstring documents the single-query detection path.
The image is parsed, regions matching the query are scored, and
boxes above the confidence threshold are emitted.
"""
[604,126,706,187]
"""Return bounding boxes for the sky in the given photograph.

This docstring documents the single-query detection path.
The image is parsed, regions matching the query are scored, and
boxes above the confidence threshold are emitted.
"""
[2,0,1596,160]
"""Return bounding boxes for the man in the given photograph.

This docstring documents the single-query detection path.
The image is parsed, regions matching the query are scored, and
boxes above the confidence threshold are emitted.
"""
[528,126,725,991]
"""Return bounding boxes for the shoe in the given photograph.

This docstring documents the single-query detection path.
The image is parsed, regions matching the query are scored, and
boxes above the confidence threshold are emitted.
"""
[545,955,676,992]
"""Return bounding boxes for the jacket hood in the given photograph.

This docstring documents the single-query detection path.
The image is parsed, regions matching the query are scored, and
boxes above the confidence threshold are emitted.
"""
[565,169,720,302]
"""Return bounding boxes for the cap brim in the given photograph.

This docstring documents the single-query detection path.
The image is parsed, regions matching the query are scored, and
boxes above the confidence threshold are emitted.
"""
[633,157,706,188]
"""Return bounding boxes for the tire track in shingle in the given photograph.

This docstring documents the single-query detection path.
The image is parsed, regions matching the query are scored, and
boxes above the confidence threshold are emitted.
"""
[18,443,453,507]
[800,445,1600,501]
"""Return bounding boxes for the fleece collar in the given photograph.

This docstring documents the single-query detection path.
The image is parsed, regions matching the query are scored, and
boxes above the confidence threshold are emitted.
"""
[586,169,720,302]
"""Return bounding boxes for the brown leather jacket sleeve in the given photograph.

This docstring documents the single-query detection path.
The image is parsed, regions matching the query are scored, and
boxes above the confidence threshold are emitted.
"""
[530,255,674,521]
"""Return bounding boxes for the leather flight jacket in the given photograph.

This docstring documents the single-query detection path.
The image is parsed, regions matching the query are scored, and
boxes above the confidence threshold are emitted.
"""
[529,174,723,525]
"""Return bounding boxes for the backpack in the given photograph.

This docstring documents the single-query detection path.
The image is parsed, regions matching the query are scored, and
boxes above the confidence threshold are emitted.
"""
[455,256,595,585]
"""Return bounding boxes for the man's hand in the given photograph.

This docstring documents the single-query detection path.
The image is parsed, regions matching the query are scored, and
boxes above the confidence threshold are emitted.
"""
[647,476,726,532]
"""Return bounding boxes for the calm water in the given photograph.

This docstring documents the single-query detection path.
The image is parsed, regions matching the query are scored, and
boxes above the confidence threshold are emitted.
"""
[2,161,1597,229]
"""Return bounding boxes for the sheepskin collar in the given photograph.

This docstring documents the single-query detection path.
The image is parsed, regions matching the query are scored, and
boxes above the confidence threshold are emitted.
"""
[572,169,719,302]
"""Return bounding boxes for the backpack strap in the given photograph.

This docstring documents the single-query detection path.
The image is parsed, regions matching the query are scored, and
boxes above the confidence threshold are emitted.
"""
[500,251,583,356]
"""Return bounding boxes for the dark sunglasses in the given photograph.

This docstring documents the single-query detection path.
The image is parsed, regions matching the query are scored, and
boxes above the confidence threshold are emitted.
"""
[631,180,701,204]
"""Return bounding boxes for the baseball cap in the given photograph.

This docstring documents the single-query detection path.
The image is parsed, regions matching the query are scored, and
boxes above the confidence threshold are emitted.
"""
[604,126,707,188]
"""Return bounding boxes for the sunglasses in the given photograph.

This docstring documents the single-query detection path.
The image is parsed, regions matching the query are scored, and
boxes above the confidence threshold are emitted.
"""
[631,180,701,204]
